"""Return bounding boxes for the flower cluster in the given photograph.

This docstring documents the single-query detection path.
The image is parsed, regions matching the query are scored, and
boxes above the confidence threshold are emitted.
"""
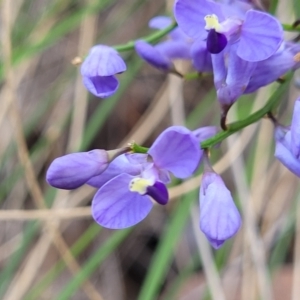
[47,0,300,248]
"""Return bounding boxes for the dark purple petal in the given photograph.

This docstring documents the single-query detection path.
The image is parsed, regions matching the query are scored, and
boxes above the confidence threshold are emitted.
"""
[146,181,169,205]
[200,172,241,249]
[237,10,283,62]
[87,154,142,188]
[291,98,300,159]
[148,126,201,178]
[174,0,224,40]
[46,150,108,190]
[191,39,213,72]
[81,45,126,77]
[92,174,153,229]
[135,41,173,70]
[82,75,119,98]
[206,29,228,54]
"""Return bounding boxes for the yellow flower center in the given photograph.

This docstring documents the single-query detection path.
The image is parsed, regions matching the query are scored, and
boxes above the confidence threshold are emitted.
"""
[129,178,152,195]
[204,14,221,31]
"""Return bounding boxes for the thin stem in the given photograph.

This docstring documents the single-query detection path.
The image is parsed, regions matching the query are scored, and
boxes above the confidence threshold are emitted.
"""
[114,22,177,52]
[282,22,300,32]
[201,72,292,148]
[131,143,149,153]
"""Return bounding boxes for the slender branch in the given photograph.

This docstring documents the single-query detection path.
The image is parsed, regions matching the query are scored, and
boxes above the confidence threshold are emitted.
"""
[114,22,177,52]
[201,72,293,148]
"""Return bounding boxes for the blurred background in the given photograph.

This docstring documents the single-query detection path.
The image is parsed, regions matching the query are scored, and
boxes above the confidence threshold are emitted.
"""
[0,0,300,299]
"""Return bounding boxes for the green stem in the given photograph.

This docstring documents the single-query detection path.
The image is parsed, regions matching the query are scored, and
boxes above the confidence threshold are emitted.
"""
[131,143,149,153]
[114,22,177,52]
[201,72,293,149]
[282,23,300,32]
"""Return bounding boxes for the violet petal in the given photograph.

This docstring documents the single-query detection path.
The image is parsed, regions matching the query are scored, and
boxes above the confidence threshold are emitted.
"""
[200,172,241,249]
[87,154,142,188]
[148,126,201,178]
[146,181,169,205]
[237,10,283,62]
[290,98,300,159]
[206,29,228,54]
[81,45,126,77]
[46,150,108,190]
[191,39,213,72]
[82,75,119,98]
[135,40,172,70]
[92,174,153,229]
[174,0,224,40]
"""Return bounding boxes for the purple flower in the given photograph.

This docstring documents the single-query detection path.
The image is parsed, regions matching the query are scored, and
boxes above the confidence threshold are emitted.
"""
[274,98,300,176]
[46,150,110,189]
[135,16,192,72]
[200,170,241,249]
[174,0,283,62]
[245,42,300,94]
[210,43,256,111]
[81,45,126,98]
[274,126,300,177]
[291,98,300,158]
[92,126,201,229]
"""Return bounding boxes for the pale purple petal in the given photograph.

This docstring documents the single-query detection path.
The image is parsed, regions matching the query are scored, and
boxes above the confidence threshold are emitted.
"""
[211,52,227,89]
[148,126,201,178]
[135,41,172,70]
[291,98,300,159]
[81,45,126,77]
[149,16,172,29]
[217,45,256,105]
[155,40,191,59]
[125,153,148,165]
[237,10,283,62]
[87,154,142,188]
[92,174,153,229]
[191,39,213,72]
[193,126,219,141]
[149,16,187,40]
[275,131,300,177]
[82,75,119,98]
[46,150,108,189]
[245,44,295,94]
[200,172,241,249]
[174,0,224,40]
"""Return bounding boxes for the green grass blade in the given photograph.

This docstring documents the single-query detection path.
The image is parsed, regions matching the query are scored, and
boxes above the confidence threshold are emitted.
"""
[25,223,101,300]
[57,228,132,300]
[137,191,197,300]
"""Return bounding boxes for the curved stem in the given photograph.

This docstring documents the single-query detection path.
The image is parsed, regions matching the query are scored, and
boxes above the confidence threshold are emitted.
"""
[201,72,293,149]
[114,22,177,52]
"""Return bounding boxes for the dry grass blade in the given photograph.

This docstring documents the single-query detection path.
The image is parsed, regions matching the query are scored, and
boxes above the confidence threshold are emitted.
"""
[1,2,103,299]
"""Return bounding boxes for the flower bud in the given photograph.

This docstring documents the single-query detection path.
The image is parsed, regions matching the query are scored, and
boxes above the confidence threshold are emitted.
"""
[46,148,128,189]
[200,171,241,249]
